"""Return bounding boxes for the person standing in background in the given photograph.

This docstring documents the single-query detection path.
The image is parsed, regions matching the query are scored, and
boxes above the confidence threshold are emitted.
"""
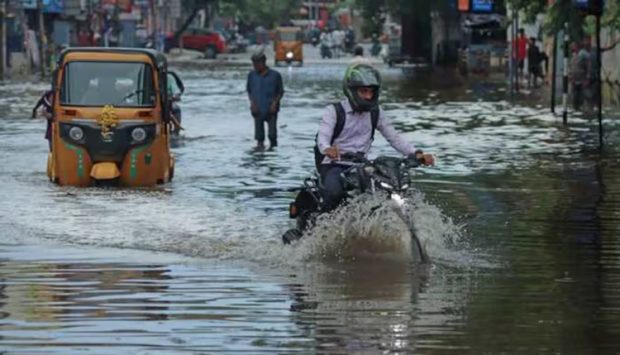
[246,53,284,151]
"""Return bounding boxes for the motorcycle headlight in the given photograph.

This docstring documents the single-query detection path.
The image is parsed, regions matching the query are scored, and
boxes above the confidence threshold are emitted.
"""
[363,166,375,174]
[131,127,147,142]
[286,51,294,59]
[68,126,84,141]
[379,181,393,190]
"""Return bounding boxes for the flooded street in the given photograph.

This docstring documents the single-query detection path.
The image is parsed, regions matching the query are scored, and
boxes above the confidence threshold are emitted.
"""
[2,62,620,353]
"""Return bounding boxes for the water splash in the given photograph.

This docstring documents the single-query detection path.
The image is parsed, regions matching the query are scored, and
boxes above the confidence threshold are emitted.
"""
[285,191,470,267]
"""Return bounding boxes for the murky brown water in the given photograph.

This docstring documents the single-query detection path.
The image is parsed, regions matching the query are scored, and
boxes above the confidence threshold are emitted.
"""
[1,63,620,353]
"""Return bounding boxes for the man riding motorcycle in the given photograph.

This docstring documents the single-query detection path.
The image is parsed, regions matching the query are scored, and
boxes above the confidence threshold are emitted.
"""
[317,63,434,212]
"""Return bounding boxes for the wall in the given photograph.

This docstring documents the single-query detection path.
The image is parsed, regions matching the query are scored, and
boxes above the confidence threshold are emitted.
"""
[601,28,620,106]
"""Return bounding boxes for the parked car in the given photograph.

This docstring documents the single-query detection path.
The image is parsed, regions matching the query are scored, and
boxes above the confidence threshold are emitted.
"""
[165,28,227,59]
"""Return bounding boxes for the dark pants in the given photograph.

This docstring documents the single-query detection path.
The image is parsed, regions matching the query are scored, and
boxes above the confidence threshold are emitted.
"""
[45,119,52,151]
[172,103,182,124]
[254,113,278,146]
[320,164,348,212]
[573,83,584,111]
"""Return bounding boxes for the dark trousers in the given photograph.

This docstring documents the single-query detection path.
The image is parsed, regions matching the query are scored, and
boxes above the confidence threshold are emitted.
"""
[254,113,278,146]
[573,83,584,111]
[320,164,348,212]
[45,119,52,151]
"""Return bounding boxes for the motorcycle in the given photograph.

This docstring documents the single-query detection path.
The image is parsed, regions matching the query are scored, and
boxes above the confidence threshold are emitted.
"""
[282,153,428,263]
[371,41,382,57]
[311,35,319,47]
[320,43,333,59]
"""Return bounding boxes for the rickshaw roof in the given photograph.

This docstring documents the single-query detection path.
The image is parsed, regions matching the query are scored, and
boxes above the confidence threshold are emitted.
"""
[277,26,302,32]
[58,47,167,69]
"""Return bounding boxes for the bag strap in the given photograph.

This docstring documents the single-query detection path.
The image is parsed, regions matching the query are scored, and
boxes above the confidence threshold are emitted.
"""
[370,107,380,140]
[330,102,346,145]
[326,103,379,143]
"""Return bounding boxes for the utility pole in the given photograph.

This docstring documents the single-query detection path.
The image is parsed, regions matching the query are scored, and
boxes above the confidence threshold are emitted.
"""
[509,11,514,95]
[562,23,569,125]
[515,11,520,93]
[510,9,517,95]
[153,0,159,51]
[595,13,603,149]
[0,0,6,81]
[551,33,558,114]
[37,0,46,77]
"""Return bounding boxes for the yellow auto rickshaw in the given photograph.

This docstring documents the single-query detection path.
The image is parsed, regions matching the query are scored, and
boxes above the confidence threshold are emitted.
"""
[274,26,303,66]
[47,48,182,187]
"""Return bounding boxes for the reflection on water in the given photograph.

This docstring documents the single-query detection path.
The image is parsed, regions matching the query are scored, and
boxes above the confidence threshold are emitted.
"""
[2,64,620,352]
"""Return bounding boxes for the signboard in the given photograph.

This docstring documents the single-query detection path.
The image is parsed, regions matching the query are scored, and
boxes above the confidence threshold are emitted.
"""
[472,0,494,12]
[573,0,604,15]
[458,0,470,11]
[21,0,65,13]
[458,0,495,13]
[102,0,133,12]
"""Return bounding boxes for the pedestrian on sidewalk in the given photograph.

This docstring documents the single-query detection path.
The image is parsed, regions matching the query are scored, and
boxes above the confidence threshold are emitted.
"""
[246,52,284,151]
[527,37,545,88]
[513,29,528,83]
[570,41,591,111]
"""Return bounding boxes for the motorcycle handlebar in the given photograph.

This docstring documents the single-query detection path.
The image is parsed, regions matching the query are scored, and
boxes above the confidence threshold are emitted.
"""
[338,152,367,163]
[338,153,421,168]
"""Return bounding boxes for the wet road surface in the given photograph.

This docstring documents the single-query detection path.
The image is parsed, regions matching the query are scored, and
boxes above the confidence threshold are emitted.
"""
[1,63,620,353]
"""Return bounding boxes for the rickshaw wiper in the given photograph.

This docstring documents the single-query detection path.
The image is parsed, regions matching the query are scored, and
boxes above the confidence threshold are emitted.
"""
[118,89,145,104]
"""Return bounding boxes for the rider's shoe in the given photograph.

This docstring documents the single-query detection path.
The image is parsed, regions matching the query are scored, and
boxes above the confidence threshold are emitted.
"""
[282,228,302,244]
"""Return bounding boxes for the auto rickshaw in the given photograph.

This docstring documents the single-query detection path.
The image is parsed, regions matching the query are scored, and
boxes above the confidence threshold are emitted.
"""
[47,48,183,187]
[274,26,303,66]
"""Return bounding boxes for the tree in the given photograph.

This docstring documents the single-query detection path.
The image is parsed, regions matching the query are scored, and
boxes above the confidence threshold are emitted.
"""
[354,0,464,37]
[218,0,303,29]
[506,0,620,41]
[355,0,387,37]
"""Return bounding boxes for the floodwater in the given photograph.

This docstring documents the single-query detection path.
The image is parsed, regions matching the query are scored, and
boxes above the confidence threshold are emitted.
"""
[1,63,620,354]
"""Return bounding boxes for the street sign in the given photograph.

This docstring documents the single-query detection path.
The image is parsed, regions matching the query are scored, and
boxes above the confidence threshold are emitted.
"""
[21,0,64,13]
[457,0,496,13]
[458,0,470,12]
[573,0,604,15]
[472,0,494,12]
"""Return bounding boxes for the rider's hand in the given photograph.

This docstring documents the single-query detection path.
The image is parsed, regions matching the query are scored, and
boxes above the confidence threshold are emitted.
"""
[420,154,434,166]
[411,150,434,166]
[325,146,340,160]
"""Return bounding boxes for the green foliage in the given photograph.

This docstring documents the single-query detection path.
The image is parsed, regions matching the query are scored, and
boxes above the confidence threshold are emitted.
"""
[218,0,302,28]
[355,0,387,37]
[506,0,546,23]
[506,0,620,39]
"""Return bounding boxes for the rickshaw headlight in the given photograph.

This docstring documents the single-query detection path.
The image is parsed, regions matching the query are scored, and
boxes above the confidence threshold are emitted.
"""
[131,127,147,142]
[68,126,84,141]
[286,51,294,59]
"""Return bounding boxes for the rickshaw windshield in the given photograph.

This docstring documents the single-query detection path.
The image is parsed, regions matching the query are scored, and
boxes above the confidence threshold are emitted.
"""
[60,61,156,107]
[278,31,301,42]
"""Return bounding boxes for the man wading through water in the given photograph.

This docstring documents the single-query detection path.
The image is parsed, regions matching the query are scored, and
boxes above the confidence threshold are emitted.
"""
[246,53,284,151]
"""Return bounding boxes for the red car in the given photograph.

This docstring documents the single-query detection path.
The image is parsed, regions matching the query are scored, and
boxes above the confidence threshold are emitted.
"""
[167,28,227,59]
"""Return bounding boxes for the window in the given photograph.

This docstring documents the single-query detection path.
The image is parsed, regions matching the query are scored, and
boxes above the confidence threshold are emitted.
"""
[278,31,302,42]
[60,62,156,107]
